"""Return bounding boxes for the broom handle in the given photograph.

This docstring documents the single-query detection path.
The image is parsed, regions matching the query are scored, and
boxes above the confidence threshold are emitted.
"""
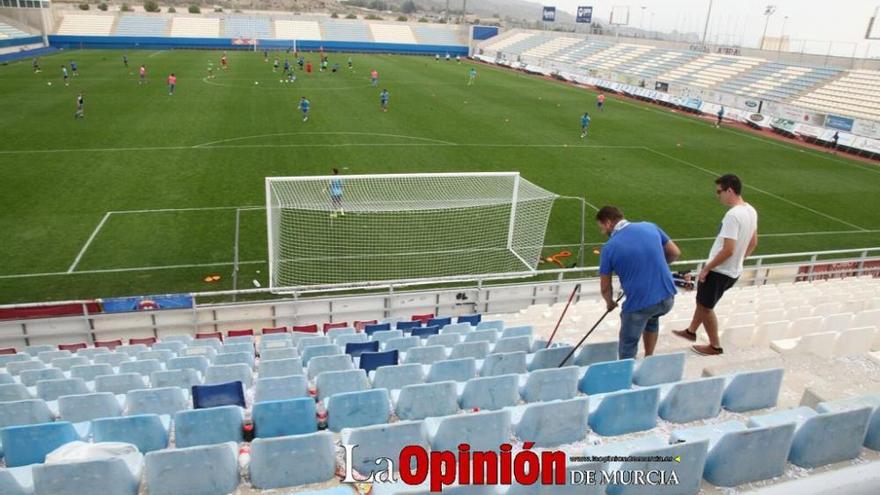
[557,292,624,367]
[545,283,581,348]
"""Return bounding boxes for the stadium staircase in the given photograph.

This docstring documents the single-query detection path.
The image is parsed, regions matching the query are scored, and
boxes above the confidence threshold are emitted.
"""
[0,276,879,493]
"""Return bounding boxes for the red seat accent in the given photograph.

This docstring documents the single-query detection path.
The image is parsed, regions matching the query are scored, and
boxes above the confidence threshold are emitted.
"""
[292,324,319,333]
[0,347,17,355]
[227,329,254,338]
[94,339,122,350]
[196,332,223,341]
[58,342,87,352]
[322,322,349,333]
[354,320,378,331]
[129,337,157,346]
[261,327,288,335]
[411,313,434,323]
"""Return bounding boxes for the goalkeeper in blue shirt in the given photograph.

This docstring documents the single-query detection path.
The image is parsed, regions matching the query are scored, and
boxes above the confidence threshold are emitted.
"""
[329,168,344,217]
[580,112,591,138]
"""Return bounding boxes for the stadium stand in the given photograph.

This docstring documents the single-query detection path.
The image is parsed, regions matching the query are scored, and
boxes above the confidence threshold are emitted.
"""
[411,25,464,46]
[224,16,272,39]
[0,21,30,39]
[657,53,764,88]
[520,36,582,59]
[169,16,220,38]
[792,69,880,120]
[717,62,843,102]
[320,20,373,42]
[369,23,417,44]
[55,14,114,36]
[113,15,168,37]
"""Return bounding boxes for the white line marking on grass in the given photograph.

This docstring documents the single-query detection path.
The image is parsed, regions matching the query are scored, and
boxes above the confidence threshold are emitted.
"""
[0,143,637,154]
[111,205,263,214]
[67,212,112,273]
[1,260,266,280]
[148,51,164,58]
[192,132,456,148]
[644,146,869,232]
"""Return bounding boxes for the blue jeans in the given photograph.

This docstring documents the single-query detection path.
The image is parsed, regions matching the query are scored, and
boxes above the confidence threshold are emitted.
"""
[618,295,675,360]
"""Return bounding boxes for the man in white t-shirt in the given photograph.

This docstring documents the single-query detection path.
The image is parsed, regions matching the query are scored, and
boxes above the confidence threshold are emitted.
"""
[673,174,758,356]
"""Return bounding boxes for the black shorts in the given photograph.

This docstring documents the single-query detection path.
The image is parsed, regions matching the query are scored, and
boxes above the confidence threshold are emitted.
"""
[696,270,738,309]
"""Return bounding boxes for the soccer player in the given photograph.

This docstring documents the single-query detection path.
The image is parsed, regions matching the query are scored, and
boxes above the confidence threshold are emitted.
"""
[597,93,605,111]
[299,96,310,122]
[167,73,176,96]
[287,69,296,84]
[456,55,461,63]
[32,57,40,73]
[207,63,214,79]
[445,52,451,61]
[75,93,84,119]
[283,58,290,75]
[273,57,280,73]
[329,168,344,217]
[715,106,724,127]
[347,56,353,70]
[122,54,128,68]
[221,52,228,70]
[306,61,313,74]
[370,69,379,87]
[467,67,477,85]
[263,50,269,62]
[435,54,440,62]
[332,62,340,74]
[61,65,69,86]
[832,131,840,153]
[321,59,328,72]
[70,60,78,77]
[139,64,147,85]
[298,56,305,71]
[580,112,591,138]
[380,89,389,112]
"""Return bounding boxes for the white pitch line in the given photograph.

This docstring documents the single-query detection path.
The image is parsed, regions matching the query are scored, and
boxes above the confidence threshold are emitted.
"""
[644,146,870,232]
[111,205,263,214]
[67,212,112,273]
[192,132,456,148]
[1,260,266,280]
[0,143,637,154]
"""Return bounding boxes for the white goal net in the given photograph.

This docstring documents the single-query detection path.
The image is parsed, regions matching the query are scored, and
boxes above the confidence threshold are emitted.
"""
[266,172,557,290]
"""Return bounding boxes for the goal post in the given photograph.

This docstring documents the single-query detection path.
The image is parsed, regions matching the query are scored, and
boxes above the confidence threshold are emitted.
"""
[265,172,559,291]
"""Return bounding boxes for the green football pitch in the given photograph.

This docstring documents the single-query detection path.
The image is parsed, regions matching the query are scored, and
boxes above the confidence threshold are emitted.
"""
[1,49,879,304]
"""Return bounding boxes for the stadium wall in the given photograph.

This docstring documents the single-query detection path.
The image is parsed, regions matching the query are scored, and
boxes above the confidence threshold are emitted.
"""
[47,35,469,56]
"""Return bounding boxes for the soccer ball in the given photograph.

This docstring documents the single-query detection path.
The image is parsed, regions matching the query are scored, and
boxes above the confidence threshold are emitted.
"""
[254,81,259,85]
[279,80,283,83]
[47,82,52,86]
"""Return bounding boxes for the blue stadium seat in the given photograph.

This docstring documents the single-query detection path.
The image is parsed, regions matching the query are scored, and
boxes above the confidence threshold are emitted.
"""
[150,369,201,390]
[426,357,476,383]
[93,353,131,367]
[632,352,686,386]
[345,340,380,357]
[476,320,504,332]
[167,356,210,375]
[578,359,634,395]
[341,420,430,474]
[514,397,590,447]
[0,465,35,495]
[92,414,169,453]
[301,344,344,365]
[254,375,309,404]
[297,336,331,353]
[36,377,89,401]
[425,409,512,451]
[153,341,186,355]
[120,358,163,376]
[334,333,369,348]
[449,341,490,360]
[439,323,472,335]
[370,329,403,345]
[573,341,619,366]
[213,351,255,369]
[365,323,391,335]
[189,339,222,352]
[658,377,725,423]
[95,373,147,395]
[521,367,579,403]
[22,345,53,357]
[19,367,64,387]
[459,374,519,411]
[749,406,872,468]
[599,436,710,495]
[260,347,298,361]
[404,345,448,365]
[411,325,440,339]
[480,351,527,376]
[58,392,122,423]
[457,314,482,326]
[219,343,255,357]
[383,336,421,353]
[396,321,422,331]
[0,353,31,367]
[0,399,53,428]
[174,405,244,448]
[32,456,141,495]
[0,383,31,402]
[395,381,460,420]
[425,333,460,347]
[115,344,148,357]
[307,354,354,380]
[371,363,425,390]
[258,336,293,355]
[0,372,11,385]
[491,336,531,354]
[721,368,784,412]
[259,357,303,378]
[327,388,392,431]
[205,363,253,387]
[144,442,239,495]
[70,363,115,382]
[588,387,660,436]
[49,356,88,371]
[326,327,355,340]
[464,329,497,344]
[427,317,452,328]
[671,420,796,486]
[37,350,71,363]
[137,349,175,364]
[161,335,193,344]
[181,346,217,361]
[316,369,370,402]
[6,359,44,375]
[126,387,188,416]
[253,397,317,438]
[817,394,880,450]
[77,347,111,360]
[360,350,399,373]
[528,345,574,370]
[250,432,336,489]
[192,381,245,409]
[0,421,80,467]
[500,325,532,339]
[225,336,255,346]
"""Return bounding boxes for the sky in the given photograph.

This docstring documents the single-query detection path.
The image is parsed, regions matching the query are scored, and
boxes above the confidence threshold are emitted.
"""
[542,0,880,57]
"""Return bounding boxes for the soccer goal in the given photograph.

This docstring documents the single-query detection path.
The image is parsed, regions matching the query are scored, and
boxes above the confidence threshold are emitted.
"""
[265,172,558,291]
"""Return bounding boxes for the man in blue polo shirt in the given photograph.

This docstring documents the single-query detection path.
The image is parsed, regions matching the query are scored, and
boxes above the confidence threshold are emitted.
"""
[597,205,681,359]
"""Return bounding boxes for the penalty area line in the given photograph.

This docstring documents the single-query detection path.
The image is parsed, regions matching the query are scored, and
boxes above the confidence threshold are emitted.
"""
[67,212,112,274]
